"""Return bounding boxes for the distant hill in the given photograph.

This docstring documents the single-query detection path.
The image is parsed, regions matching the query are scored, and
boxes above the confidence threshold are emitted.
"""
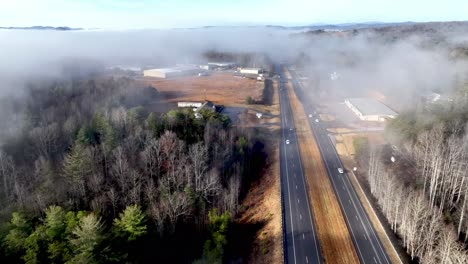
[0,26,82,31]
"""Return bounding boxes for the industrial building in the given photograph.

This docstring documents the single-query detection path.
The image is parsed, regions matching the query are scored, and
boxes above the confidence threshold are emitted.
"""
[207,62,236,70]
[240,68,262,75]
[345,98,397,122]
[143,66,201,79]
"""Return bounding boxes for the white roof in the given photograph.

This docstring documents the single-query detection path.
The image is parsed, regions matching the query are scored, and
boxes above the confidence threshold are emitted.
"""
[145,66,199,73]
[208,62,236,66]
[346,98,397,116]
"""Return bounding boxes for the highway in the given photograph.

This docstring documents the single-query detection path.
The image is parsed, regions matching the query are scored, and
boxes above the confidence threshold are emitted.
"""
[277,66,323,264]
[288,68,391,264]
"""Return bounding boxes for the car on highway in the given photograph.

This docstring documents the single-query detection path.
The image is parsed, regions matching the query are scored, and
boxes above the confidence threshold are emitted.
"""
[286,140,290,144]
[308,114,312,118]
[289,128,294,131]
[338,168,344,174]
[315,119,319,123]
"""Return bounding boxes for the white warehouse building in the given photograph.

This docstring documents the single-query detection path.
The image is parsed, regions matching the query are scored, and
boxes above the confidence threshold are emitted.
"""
[144,66,201,79]
[345,98,397,122]
[240,68,262,75]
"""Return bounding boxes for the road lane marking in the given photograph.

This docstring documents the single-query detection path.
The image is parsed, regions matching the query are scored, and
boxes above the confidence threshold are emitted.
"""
[300,214,302,220]
[322,133,390,264]
[306,256,309,263]
[297,198,300,204]
[342,174,391,264]
[303,234,305,240]
[314,129,366,262]
[374,257,377,263]
[281,112,298,264]
[296,185,298,189]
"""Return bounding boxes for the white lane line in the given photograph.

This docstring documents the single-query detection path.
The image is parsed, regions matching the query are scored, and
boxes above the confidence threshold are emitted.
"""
[282,112,297,264]
[289,110,322,264]
[297,198,300,204]
[295,185,298,190]
[300,214,302,220]
[325,134,390,264]
[374,257,377,263]
[364,234,368,241]
[342,174,391,264]
[314,131,366,262]
[303,233,305,240]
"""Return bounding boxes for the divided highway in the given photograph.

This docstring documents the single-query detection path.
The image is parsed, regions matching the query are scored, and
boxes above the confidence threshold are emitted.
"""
[289,68,391,264]
[278,66,322,264]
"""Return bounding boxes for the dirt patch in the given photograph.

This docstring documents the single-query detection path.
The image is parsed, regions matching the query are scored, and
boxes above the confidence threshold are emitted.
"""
[138,72,263,106]
[319,114,335,121]
[327,127,355,134]
[335,133,386,158]
[286,74,360,264]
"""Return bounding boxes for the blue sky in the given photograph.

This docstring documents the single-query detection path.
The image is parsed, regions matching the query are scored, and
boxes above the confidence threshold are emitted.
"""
[0,0,467,29]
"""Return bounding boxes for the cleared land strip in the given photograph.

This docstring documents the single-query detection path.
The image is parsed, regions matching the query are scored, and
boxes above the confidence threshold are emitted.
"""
[285,79,359,264]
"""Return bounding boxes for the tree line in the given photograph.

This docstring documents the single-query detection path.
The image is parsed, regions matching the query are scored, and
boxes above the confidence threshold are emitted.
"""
[362,101,468,263]
[0,76,265,263]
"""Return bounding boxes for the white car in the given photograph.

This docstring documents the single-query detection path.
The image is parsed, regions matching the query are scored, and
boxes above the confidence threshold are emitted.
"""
[315,119,319,123]
[286,140,290,144]
[308,114,313,118]
[338,168,344,174]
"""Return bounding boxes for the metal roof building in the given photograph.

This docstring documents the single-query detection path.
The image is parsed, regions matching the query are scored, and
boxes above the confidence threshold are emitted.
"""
[345,98,397,122]
[240,68,262,75]
[143,66,201,79]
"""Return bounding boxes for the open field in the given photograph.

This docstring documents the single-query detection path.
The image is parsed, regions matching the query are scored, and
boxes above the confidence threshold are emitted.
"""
[286,79,360,264]
[238,80,282,264]
[139,72,263,106]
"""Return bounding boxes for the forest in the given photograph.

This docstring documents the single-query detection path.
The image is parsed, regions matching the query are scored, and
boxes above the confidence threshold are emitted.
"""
[360,93,468,263]
[0,76,266,263]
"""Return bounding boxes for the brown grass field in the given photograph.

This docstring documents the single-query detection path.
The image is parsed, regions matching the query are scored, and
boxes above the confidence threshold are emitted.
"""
[237,80,283,263]
[139,73,263,106]
[286,75,360,264]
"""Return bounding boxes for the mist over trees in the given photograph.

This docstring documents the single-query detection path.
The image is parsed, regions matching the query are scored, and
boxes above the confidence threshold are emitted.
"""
[359,96,468,262]
[0,74,266,263]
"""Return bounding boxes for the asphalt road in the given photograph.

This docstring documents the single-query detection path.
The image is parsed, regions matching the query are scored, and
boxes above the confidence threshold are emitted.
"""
[288,68,391,264]
[277,66,323,264]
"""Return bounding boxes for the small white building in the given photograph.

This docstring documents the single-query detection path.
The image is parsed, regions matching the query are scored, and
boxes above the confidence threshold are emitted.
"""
[345,98,397,122]
[177,102,204,108]
[240,68,262,75]
[144,66,201,79]
[207,62,236,70]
